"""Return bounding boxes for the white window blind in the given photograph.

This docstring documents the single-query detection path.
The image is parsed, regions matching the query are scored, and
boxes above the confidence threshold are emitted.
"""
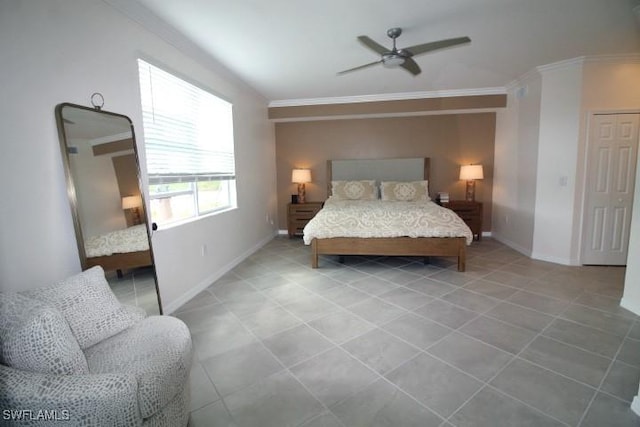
[138,59,235,185]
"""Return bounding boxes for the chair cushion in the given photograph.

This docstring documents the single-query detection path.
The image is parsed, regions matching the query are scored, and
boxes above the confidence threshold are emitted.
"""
[85,316,192,419]
[0,293,88,375]
[22,266,136,349]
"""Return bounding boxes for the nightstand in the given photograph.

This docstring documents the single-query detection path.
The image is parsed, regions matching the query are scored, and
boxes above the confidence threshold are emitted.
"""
[287,202,323,238]
[442,200,483,241]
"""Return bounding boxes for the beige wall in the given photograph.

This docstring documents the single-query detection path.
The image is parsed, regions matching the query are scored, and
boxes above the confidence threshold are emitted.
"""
[275,113,496,230]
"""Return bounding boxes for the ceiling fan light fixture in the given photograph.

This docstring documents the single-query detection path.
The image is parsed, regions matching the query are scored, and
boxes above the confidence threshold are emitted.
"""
[382,54,405,67]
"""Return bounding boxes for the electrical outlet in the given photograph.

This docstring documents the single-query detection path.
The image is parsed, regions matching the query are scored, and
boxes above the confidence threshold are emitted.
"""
[201,244,207,257]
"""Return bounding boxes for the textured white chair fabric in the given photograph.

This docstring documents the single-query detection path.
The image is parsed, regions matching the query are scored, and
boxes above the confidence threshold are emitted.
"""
[0,267,192,426]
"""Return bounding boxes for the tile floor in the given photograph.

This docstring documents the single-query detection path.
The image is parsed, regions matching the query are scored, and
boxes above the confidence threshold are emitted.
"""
[179,237,640,427]
[108,266,161,315]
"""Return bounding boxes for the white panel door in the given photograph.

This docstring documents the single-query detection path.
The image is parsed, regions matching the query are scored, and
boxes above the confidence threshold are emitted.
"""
[582,113,639,265]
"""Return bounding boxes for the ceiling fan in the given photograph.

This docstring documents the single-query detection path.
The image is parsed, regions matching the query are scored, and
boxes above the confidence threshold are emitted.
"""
[338,28,471,76]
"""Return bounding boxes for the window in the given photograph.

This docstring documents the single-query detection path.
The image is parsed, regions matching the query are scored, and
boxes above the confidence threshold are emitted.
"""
[137,59,236,227]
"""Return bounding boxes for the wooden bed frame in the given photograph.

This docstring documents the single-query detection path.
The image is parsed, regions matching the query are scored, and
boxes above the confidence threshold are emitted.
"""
[309,157,467,271]
[85,250,153,276]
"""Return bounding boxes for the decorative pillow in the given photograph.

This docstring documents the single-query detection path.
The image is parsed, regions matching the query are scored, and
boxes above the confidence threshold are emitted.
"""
[0,292,88,375]
[380,181,430,201]
[332,180,377,200]
[22,266,136,349]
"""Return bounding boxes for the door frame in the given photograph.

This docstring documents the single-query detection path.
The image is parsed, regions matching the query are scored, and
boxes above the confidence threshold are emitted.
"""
[579,109,640,265]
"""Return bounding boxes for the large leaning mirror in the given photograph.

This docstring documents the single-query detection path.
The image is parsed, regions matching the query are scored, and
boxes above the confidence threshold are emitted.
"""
[55,103,162,315]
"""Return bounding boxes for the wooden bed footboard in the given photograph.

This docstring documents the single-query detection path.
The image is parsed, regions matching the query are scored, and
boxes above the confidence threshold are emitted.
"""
[311,237,466,271]
[85,250,153,273]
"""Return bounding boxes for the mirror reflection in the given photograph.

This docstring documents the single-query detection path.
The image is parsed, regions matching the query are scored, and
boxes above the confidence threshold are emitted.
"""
[56,104,161,315]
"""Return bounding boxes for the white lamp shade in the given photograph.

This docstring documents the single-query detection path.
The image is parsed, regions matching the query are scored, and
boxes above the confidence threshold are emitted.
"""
[459,164,484,181]
[122,195,142,209]
[291,168,312,184]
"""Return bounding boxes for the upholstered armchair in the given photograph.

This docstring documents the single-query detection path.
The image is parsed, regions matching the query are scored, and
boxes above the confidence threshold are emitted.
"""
[0,266,192,426]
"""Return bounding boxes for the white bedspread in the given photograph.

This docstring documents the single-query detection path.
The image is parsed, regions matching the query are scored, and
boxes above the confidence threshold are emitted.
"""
[303,198,473,245]
[84,224,150,258]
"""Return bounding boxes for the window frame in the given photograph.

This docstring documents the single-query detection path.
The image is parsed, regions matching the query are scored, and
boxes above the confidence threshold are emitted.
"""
[137,58,238,228]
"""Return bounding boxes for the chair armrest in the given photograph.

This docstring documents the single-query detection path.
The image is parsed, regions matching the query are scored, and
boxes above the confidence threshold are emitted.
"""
[122,304,147,321]
[0,364,142,425]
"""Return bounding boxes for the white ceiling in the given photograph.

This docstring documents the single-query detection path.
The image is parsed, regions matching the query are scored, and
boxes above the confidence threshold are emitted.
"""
[130,0,640,102]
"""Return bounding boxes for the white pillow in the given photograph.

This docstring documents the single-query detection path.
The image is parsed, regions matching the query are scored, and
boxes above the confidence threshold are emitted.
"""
[23,266,136,349]
[331,180,377,200]
[0,293,88,374]
[380,181,430,201]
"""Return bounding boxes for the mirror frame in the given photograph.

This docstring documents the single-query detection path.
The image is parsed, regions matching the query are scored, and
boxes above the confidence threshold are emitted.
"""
[55,102,162,313]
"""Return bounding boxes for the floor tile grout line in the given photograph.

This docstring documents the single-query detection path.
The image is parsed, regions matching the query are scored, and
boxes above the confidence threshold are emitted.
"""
[204,252,469,424]
[190,262,626,364]
[445,290,589,426]
[207,267,430,425]
[576,316,638,426]
[412,284,634,359]
[215,301,354,427]
[197,361,240,425]
[189,237,630,426]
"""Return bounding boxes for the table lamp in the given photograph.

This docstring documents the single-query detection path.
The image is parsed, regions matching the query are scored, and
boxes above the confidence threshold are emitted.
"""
[291,168,311,204]
[122,195,143,225]
[459,164,483,201]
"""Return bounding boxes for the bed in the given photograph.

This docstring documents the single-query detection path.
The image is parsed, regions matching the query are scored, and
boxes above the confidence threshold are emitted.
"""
[303,158,472,271]
[84,224,153,274]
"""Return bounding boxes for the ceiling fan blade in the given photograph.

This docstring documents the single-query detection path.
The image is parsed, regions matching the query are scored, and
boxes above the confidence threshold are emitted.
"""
[400,57,421,75]
[337,60,382,75]
[404,36,471,56]
[357,36,388,55]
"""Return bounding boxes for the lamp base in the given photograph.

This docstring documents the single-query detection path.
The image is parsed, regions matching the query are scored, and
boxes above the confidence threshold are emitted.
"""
[465,180,476,201]
[297,183,306,204]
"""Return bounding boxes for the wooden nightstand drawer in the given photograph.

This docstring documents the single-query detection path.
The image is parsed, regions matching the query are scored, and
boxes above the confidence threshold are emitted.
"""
[287,202,323,237]
[442,201,483,241]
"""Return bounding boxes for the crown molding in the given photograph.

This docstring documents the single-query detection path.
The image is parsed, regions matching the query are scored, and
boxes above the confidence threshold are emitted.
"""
[583,53,640,64]
[536,53,640,74]
[536,56,586,73]
[270,108,502,123]
[505,68,541,92]
[268,87,507,108]
[506,53,640,92]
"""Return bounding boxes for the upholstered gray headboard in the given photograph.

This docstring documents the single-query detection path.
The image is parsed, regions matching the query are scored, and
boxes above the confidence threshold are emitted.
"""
[327,157,431,196]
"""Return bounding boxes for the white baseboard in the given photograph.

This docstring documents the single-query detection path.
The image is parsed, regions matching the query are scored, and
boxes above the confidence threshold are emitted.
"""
[163,231,277,314]
[530,251,575,266]
[631,395,640,416]
[490,233,533,258]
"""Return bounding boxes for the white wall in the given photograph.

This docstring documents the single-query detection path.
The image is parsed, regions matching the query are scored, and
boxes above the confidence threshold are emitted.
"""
[575,60,640,265]
[531,61,583,264]
[495,56,640,268]
[492,72,542,255]
[0,0,277,312]
[577,60,640,314]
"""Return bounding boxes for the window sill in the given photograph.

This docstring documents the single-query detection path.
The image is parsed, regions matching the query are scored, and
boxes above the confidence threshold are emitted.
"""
[152,206,238,232]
